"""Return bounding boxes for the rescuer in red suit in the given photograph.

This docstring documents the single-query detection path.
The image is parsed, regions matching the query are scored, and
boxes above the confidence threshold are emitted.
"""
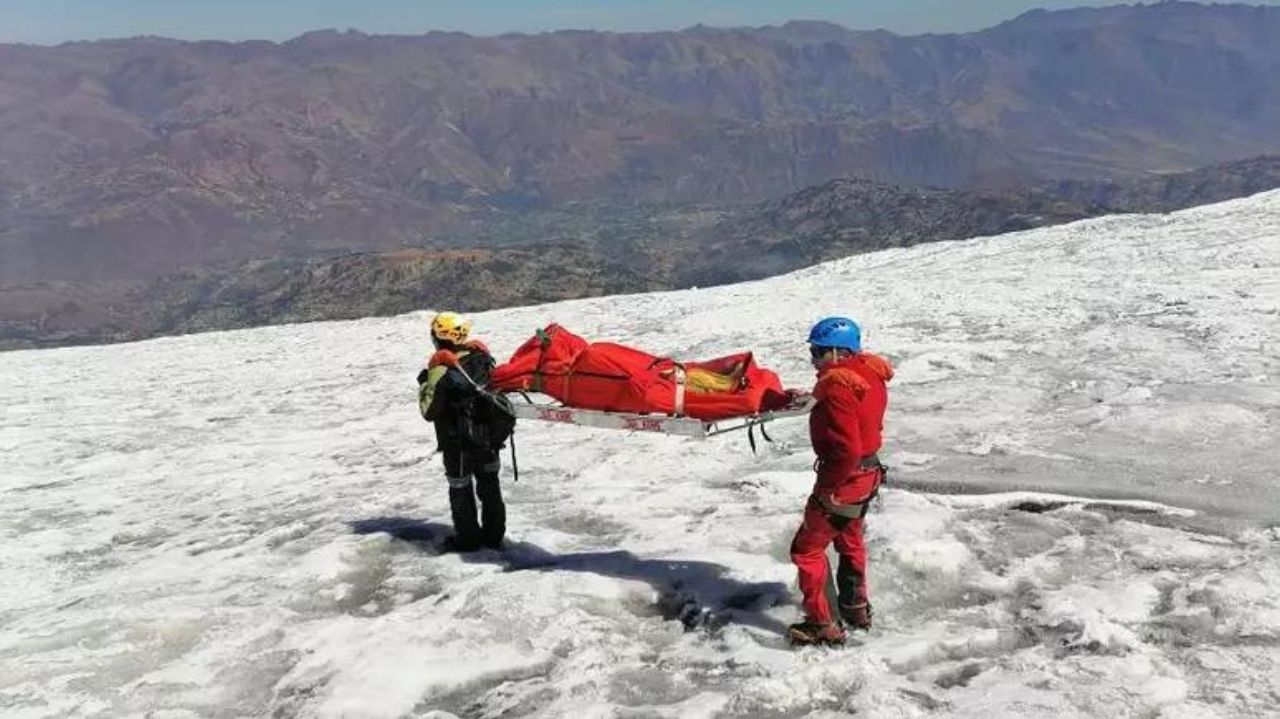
[788,316,894,646]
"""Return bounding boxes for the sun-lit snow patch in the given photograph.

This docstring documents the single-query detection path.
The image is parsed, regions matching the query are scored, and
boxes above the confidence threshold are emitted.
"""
[2,192,1278,716]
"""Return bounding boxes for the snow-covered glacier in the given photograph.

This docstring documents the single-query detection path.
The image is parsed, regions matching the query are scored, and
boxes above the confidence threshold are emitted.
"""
[2,191,1278,718]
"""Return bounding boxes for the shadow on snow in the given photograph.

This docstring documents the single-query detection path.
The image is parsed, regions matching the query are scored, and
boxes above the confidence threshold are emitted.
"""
[349,516,791,635]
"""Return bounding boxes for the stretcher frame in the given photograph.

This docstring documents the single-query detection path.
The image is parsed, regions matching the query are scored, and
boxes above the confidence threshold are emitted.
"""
[506,392,815,440]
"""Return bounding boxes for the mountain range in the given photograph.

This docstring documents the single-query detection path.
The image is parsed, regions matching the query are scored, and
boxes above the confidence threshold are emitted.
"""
[2,2,1280,347]
[3,2,1280,284]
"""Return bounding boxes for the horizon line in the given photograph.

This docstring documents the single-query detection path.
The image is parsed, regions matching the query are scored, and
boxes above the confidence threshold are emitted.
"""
[0,3,1233,49]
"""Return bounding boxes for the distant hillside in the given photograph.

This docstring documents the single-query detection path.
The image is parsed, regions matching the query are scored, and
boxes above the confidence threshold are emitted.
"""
[4,155,1278,350]
[678,154,1280,286]
[1037,155,1280,213]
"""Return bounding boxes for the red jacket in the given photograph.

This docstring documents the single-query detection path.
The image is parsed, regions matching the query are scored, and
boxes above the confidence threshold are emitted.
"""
[809,352,894,500]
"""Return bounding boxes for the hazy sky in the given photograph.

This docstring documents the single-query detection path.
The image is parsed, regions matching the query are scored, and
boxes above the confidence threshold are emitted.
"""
[7,1,1277,45]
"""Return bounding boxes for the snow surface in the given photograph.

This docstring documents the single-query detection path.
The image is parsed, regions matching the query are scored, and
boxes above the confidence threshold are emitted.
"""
[2,191,1279,718]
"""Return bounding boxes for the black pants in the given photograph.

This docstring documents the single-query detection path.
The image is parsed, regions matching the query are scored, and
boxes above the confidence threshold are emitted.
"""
[443,446,505,547]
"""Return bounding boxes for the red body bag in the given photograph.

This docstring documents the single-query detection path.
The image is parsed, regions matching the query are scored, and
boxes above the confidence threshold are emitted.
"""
[490,324,789,421]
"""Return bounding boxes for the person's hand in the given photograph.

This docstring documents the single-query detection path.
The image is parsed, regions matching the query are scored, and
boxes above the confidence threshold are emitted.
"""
[784,388,813,409]
[429,349,460,368]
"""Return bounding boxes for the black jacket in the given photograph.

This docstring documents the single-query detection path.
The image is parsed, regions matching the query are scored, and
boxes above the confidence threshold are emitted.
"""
[418,346,495,449]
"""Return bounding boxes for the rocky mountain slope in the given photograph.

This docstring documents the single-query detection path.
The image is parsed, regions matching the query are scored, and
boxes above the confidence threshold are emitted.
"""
[4,155,1278,350]
[2,2,1279,287]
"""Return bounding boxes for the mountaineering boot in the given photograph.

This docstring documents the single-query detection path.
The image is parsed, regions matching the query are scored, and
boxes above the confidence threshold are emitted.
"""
[787,621,847,646]
[839,601,873,631]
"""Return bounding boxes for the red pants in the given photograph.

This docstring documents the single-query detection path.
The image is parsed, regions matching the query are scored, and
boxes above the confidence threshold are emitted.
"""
[790,473,877,624]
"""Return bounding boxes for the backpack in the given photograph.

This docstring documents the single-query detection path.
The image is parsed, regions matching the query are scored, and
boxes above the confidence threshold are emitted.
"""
[457,351,517,451]
[466,390,517,451]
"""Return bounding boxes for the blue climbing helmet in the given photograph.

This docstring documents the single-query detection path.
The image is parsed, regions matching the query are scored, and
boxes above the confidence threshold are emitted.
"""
[808,316,862,352]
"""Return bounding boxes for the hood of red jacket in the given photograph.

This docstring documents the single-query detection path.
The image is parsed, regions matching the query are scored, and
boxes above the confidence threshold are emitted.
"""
[814,352,893,396]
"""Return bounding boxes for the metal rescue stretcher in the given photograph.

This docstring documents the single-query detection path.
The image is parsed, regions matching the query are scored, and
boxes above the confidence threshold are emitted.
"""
[506,391,816,450]
[489,324,814,451]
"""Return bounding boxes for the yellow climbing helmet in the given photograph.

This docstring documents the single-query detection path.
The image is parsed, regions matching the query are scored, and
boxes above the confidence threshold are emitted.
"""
[430,311,472,345]
[427,308,473,345]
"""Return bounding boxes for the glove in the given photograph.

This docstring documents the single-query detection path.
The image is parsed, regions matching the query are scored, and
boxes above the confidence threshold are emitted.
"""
[429,349,460,368]
[783,388,812,408]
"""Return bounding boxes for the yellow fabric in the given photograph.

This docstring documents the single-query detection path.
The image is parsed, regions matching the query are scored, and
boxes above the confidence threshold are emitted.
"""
[419,348,477,419]
[418,365,449,418]
[685,365,744,394]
